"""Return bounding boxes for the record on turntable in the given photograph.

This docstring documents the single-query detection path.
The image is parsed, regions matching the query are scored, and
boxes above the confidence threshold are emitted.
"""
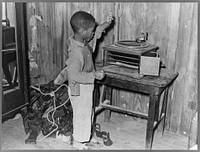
[115,40,150,49]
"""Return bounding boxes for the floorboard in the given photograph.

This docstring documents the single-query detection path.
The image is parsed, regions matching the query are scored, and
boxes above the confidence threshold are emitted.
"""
[1,111,188,150]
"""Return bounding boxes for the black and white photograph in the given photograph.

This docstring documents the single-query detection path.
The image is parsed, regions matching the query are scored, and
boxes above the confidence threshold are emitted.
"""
[1,1,198,150]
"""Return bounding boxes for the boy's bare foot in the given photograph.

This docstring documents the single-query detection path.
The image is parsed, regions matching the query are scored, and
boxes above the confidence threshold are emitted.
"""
[73,140,89,150]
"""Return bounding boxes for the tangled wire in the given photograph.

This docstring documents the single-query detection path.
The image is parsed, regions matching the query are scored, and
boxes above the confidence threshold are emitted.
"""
[21,81,73,144]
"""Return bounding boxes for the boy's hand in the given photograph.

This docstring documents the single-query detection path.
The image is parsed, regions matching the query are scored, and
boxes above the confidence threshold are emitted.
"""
[94,70,105,80]
[95,14,114,39]
[106,14,114,24]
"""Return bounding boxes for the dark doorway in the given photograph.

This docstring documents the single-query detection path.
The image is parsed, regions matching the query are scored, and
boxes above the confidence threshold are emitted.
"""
[2,3,29,121]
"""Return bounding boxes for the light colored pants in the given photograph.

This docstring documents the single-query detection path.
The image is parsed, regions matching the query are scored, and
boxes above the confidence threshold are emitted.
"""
[69,84,94,142]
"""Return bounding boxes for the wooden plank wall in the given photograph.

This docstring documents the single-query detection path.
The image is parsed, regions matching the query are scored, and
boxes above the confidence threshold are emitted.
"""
[108,2,198,136]
[26,2,116,85]
[6,2,197,136]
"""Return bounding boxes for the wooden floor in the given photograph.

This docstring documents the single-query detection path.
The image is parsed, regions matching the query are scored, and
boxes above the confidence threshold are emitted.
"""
[1,111,188,150]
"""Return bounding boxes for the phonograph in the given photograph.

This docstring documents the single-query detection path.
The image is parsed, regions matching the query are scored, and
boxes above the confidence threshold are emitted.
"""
[102,32,161,78]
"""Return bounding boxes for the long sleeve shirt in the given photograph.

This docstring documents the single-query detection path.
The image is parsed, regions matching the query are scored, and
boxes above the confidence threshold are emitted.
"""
[54,23,108,86]
[65,36,95,96]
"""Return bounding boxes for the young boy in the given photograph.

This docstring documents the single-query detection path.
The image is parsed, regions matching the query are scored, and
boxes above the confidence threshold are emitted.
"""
[54,11,113,149]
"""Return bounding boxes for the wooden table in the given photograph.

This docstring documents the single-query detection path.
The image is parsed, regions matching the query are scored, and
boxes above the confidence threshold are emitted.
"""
[94,65,178,149]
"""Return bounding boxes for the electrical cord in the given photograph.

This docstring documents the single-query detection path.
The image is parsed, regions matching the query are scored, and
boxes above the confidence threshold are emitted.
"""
[30,84,70,141]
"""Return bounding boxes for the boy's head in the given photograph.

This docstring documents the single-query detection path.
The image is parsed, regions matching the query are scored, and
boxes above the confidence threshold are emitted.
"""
[70,11,96,34]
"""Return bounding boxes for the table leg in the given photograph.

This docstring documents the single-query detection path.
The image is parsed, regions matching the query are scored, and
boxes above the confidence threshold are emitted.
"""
[93,81,100,108]
[145,94,159,150]
[104,86,112,122]
[160,87,169,136]
[154,94,161,125]
[99,85,106,104]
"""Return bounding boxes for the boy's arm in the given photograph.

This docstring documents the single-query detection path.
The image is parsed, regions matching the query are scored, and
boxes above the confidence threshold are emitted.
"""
[67,53,95,84]
[54,66,68,85]
[54,58,95,85]
[93,15,114,51]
